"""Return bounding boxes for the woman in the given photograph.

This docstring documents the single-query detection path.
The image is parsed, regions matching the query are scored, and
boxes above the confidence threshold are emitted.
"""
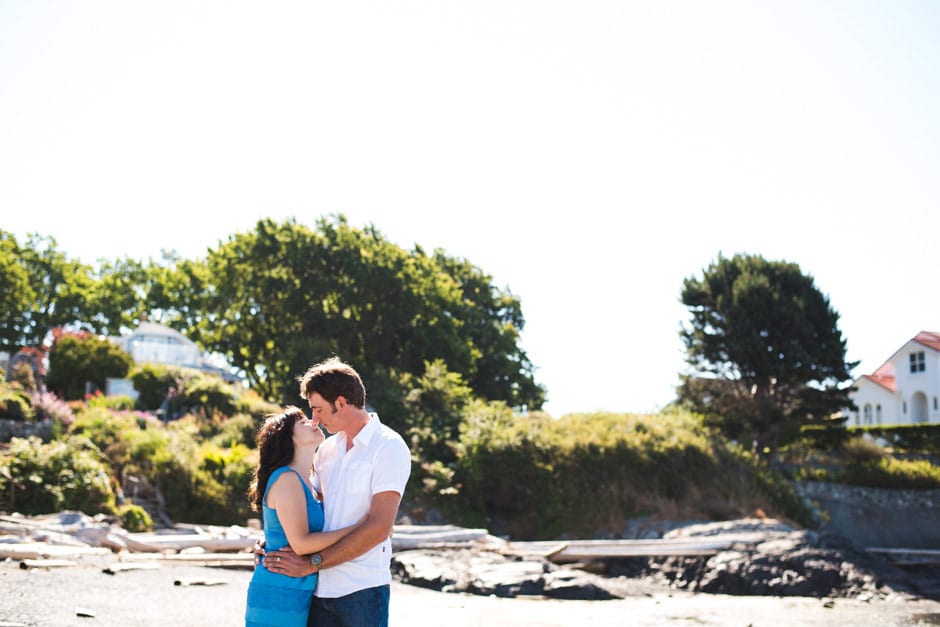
[245,406,357,626]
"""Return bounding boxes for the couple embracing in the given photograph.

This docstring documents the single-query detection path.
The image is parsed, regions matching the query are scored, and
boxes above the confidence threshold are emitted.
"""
[245,357,411,626]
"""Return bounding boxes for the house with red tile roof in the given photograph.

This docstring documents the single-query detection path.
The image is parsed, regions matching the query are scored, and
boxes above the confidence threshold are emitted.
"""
[846,331,940,426]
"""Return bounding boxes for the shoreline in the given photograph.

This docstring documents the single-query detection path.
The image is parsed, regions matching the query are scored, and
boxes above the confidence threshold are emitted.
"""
[2,559,939,626]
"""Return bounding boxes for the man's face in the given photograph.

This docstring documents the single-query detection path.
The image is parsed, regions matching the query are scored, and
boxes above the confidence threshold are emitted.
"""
[306,392,338,434]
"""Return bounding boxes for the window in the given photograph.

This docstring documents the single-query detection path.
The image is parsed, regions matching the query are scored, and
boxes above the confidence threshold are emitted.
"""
[876,404,882,424]
[863,404,873,425]
[910,351,926,373]
[935,397,938,411]
[903,401,908,414]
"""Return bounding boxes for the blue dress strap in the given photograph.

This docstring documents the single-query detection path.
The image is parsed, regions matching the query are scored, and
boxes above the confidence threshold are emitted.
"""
[264,466,314,504]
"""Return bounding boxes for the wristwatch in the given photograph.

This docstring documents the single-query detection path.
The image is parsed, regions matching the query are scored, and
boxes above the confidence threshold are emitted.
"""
[310,553,323,571]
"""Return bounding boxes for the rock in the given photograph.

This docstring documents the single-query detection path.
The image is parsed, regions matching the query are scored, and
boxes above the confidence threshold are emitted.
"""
[392,549,631,600]
[643,520,933,599]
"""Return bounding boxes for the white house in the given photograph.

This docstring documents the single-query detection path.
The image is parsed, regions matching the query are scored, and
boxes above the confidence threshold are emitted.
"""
[111,322,203,368]
[109,321,239,383]
[846,330,940,426]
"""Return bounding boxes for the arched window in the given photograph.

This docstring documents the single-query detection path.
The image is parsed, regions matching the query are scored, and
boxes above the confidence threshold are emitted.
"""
[863,403,873,425]
[875,404,882,424]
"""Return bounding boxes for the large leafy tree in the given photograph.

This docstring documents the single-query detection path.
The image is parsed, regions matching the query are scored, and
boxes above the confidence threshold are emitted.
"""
[0,231,94,350]
[178,215,544,411]
[678,253,856,463]
[86,256,151,334]
[432,251,545,410]
[84,251,208,335]
[0,231,35,353]
[193,217,328,401]
[8,217,544,413]
[143,253,213,332]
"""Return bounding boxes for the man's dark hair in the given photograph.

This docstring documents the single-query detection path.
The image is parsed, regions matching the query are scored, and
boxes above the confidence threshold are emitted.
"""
[298,356,366,408]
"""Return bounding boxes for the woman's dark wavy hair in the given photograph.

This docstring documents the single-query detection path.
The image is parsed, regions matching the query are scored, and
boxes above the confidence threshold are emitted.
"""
[247,405,306,513]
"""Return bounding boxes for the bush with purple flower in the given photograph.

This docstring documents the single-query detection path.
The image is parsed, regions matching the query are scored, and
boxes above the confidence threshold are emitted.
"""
[30,390,75,426]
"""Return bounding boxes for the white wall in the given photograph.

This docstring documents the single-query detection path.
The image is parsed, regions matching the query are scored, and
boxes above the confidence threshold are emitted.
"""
[849,341,940,426]
[848,378,898,426]
[892,341,940,425]
[128,337,201,367]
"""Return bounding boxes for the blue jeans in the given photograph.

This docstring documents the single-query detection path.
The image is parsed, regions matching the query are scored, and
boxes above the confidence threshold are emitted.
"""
[307,585,390,627]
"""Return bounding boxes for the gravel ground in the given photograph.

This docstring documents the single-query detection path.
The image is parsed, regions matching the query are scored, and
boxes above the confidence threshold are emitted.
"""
[2,557,940,627]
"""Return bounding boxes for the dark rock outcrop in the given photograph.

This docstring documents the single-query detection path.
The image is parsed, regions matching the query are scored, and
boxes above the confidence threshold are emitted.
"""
[392,549,629,600]
[642,520,924,599]
[392,518,938,601]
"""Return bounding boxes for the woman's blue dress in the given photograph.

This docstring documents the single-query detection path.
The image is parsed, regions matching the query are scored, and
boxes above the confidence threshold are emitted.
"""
[245,466,323,626]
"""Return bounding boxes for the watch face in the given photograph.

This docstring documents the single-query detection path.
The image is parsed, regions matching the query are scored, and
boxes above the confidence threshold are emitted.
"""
[312,554,322,566]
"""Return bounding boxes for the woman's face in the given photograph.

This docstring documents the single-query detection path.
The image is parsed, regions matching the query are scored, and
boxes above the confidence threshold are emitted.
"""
[292,414,325,449]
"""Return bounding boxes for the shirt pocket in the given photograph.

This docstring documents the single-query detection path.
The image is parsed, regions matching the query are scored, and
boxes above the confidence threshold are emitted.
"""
[346,461,372,494]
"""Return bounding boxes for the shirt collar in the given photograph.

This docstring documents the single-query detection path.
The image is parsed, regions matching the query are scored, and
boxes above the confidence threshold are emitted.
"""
[350,412,380,447]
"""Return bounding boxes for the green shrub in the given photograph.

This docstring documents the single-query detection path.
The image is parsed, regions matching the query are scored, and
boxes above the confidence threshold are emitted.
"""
[454,405,809,539]
[799,425,850,451]
[178,376,236,417]
[849,424,940,454]
[47,334,133,400]
[0,435,116,514]
[129,364,201,413]
[155,442,255,525]
[129,363,177,411]
[69,407,140,454]
[732,447,815,528]
[121,426,175,480]
[118,503,153,532]
[234,389,282,423]
[129,364,237,420]
[11,360,37,392]
[209,413,259,449]
[88,392,136,411]
[0,385,34,420]
[839,457,940,489]
[842,436,885,463]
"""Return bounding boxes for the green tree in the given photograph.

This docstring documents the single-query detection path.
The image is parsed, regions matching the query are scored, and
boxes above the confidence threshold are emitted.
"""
[678,253,856,464]
[0,231,35,353]
[47,333,134,400]
[16,233,95,346]
[185,215,544,410]
[13,217,544,412]
[86,256,151,334]
[0,231,94,351]
[143,253,213,332]
[432,251,545,409]
[196,217,328,401]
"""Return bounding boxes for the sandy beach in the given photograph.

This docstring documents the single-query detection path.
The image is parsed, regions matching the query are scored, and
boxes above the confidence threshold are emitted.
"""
[2,558,939,627]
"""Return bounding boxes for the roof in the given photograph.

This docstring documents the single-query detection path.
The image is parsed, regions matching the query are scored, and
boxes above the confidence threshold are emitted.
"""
[913,330,940,353]
[129,321,193,344]
[862,372,896,392]
[866,330,940,379]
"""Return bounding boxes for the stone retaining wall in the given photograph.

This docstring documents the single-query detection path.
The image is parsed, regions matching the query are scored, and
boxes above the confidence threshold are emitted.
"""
[796,481,940,549]
[0,419,54,442]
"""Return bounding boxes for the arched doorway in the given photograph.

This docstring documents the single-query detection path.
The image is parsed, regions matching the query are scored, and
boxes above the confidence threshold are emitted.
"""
[911,391,928,423]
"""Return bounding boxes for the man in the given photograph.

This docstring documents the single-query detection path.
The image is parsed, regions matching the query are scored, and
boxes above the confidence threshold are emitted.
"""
[263,357,411,626]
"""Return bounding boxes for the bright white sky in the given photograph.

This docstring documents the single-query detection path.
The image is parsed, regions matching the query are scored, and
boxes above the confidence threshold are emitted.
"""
[2,2,939,417]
